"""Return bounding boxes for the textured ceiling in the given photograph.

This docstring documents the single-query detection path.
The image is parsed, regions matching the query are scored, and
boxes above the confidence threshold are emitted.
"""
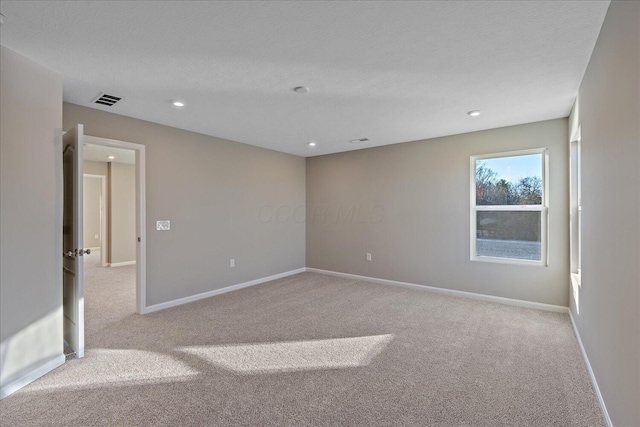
[84,136,135,165]
[0,1,609,157]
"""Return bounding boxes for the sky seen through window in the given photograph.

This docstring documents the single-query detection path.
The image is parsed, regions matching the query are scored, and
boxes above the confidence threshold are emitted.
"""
[478,154,542,182]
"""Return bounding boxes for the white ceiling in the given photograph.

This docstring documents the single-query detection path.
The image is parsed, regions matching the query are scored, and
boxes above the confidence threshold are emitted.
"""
[83,136,136,165]
[0,1,609,157]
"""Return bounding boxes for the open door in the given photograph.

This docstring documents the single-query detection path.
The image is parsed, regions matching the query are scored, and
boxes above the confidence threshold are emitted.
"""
[62,125,85,358]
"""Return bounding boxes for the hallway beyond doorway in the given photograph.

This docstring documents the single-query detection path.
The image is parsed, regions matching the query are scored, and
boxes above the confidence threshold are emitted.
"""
[83,249,136,344]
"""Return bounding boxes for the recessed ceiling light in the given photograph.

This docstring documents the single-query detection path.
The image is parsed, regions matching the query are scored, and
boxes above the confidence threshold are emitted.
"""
[172,100,185,107]
[107,155,115,160]
[293,86,310,94]
[467,110,481,117]
[308,141,316,147]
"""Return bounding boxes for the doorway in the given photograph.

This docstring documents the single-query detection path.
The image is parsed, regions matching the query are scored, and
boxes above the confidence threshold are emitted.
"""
[83,174,106,266]
[83,135,147,315]
[63,130,146,359]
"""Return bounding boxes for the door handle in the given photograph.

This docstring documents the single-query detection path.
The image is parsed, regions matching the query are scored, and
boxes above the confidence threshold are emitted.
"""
[64,248,91,258]
[65,249,77,258]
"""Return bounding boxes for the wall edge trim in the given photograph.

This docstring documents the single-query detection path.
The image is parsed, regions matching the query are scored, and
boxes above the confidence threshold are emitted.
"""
[141,268,306,314]
[0,353,65,400]
[305,268,568,313]
[109,261,136,267]
[569,312,613,427]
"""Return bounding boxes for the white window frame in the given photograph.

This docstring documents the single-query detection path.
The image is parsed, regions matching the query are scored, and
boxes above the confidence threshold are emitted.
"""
[470,148,549,266]
[570,126,582,283]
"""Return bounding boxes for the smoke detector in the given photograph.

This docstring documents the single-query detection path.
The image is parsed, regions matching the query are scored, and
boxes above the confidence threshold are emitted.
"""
[349,138,370,144]
[292,86,310,94]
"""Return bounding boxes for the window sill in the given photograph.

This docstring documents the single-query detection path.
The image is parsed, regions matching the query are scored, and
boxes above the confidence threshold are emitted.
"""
[471,255,547,267]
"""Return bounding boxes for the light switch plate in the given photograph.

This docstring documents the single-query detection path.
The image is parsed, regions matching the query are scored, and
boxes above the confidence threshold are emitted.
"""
[156,220,170,231]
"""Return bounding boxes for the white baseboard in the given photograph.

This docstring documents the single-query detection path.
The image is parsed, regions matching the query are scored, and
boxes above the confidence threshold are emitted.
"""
[569,312,613,427]
[142,268,306,314]
[0,353,65,399]
[305,268,568,313]
[109,260,136,267]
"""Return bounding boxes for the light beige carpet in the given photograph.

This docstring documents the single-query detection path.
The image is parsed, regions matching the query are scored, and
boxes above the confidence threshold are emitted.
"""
[0,254,605,426]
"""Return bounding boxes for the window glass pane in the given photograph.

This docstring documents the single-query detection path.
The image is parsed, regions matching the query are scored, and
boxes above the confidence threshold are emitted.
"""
[475,154,542,205]
[476,211,541,260]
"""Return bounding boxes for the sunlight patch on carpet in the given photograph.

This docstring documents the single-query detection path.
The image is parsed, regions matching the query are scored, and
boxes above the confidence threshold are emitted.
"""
[177,334,394,374]
[25,349,199,392]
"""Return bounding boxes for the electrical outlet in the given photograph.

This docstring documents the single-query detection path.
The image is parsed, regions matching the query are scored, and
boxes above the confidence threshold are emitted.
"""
[230,259,235,268]
[366,253,372,261]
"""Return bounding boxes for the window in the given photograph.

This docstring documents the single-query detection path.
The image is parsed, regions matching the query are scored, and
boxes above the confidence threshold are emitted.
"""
[570,127,582,278]
[471,149,548,265]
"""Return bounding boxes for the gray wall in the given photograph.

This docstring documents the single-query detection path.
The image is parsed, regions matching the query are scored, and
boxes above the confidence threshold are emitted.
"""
[83,176,102,249]
[83,161,109,260]
[109,162,136,264]
[63,103,306,306]
[0,46,63,392]
[568,1,640,425]
[84,160,108,176]
[307,118,569,306]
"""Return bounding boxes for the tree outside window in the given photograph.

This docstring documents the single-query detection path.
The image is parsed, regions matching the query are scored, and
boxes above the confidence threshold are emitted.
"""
[471,149,548,265]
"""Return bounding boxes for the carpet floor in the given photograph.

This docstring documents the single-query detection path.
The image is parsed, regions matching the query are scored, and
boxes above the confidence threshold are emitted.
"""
[0,253,605,426]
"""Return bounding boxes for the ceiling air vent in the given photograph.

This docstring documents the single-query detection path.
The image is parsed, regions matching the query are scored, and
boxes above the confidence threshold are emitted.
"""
[349,138,370,144]
[92,92,122,107]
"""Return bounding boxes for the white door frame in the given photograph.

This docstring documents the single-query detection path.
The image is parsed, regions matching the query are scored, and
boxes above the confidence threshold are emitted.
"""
[84,135,147,314]
[83,174,108,267]
[63,126,85,358]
